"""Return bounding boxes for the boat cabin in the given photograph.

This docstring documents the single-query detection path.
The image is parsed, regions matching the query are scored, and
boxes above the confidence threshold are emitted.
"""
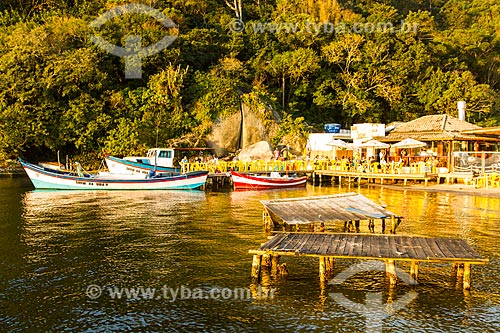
[124,148,175,168]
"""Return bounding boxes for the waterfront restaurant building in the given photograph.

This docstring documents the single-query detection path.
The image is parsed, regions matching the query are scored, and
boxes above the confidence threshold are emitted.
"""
[377,114,500,171]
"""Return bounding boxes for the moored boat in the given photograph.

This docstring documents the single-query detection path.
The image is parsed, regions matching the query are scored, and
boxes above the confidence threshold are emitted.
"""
[19,159,207,190]
[230,170,307,190]
[105,155,180,175]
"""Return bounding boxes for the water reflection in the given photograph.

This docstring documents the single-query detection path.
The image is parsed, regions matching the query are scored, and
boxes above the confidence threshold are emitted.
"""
[1,181,499,331]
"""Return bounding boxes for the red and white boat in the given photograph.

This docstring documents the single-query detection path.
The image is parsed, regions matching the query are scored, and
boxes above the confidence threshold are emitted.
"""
[230,170,307,190]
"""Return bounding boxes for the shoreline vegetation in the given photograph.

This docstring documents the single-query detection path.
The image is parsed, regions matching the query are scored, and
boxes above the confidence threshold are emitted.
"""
[0,1,499,165]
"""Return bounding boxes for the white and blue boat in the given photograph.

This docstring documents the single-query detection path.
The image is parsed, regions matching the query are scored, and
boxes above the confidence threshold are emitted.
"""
[105,148,183,175]
[19,159,207,190]
[105,155,181,175]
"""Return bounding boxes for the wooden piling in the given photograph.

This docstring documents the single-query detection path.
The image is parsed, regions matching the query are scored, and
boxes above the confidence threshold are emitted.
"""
[410,261,419,281]
[271,255,280,276]
[319,256,327,282]
[250,233,488,292]
[262,254,272,267]
[326,257,335,273]
[368,220,375,233]
[390,215,397,234]
[463,263,471,290]
[456,263,464,279]
[386,259,397,286]
[251,255,262,280]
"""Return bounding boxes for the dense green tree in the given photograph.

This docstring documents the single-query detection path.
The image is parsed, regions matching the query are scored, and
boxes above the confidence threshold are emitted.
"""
[0,0,500,164]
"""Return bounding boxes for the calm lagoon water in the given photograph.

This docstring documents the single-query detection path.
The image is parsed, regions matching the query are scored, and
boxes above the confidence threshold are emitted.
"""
[1,176,500,332]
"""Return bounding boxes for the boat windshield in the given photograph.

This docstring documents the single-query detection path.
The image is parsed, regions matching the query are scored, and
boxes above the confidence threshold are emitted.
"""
[146,149,157,158]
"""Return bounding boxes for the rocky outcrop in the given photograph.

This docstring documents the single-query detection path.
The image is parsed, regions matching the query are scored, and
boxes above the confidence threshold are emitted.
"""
[278,134,307,159]
[206,112,242,157]
[206,100,280,156]
[237,141,273,162]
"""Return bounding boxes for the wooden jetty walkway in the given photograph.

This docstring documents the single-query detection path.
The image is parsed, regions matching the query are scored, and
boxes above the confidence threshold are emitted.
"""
[249,233,488,290]
[262,193,402,233]
[313,170,437,186]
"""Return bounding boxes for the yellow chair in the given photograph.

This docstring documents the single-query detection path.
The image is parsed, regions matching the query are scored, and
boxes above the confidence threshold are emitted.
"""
[490,173,500,188]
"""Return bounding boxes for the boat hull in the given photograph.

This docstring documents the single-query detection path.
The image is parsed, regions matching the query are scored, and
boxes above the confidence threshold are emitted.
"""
[20,160,207,190]
[105,156,181,175]
[230,170,307,190]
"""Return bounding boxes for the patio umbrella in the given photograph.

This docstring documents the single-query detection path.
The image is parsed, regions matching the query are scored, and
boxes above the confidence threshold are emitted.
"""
[391,138,427,149]
[359,139,390,149]
[326,139,348,159]
[326,139,348,148]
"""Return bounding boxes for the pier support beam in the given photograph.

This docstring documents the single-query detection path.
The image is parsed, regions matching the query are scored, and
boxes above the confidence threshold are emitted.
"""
[319,256,327,282]
[251,255,262,280]
[326,257,335,274]
[463,263,471,290]
[390,216,397,234]
[262,254,272,268]
[368,220,375,233]
[386,260,397,286]
[456,263,464,279]
[271,255,280,276]
[410,261,419,282]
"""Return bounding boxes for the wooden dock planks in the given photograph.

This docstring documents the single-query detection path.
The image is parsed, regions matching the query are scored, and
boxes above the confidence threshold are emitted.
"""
[252,233,488,264]
[261,193,398,226]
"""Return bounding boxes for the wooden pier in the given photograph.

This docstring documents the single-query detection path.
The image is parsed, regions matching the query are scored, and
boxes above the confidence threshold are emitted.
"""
[261,193,402,233]
[206,172,232,190]
[249,233,488,290]
[312,170,437,186]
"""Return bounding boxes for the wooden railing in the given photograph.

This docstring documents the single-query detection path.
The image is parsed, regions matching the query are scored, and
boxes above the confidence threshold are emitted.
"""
[180,159,439,175]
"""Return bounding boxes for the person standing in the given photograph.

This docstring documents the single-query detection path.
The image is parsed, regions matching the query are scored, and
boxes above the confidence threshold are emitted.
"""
[273,148,280,160]
[281,145,288,160]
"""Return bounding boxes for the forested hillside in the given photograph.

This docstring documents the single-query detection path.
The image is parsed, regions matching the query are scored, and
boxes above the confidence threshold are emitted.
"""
[0,0,499,165]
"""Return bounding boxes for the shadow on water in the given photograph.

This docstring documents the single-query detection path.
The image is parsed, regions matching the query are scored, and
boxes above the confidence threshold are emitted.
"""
[0,178,499,332]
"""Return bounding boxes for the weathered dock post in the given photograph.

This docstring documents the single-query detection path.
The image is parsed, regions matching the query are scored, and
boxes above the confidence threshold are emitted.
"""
[390,215,397,234]
[326,257,335,274]
[386,259,397,286]
[410,261,419,282]
[263,210,273,232]
[262,254,272,268]
[319,256,327,282]
[463,263,471,290]
[354,220,360,233]
[456,263,464,279]
[251,255,262,280]
[271,255,280,277]
[368,219,375,233]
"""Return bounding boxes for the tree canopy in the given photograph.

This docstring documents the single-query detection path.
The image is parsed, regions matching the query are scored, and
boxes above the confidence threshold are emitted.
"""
[1,0,499,165]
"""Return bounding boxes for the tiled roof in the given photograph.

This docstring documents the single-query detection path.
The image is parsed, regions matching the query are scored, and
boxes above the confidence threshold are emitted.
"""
[390,115,481,133]
[379,131,500,142]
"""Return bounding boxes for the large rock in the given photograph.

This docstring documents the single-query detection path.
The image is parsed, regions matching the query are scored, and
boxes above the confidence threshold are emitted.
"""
[206,99,280,156]
[279,134,307,159]
[206,112,242,156]
[238,141,273,162]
